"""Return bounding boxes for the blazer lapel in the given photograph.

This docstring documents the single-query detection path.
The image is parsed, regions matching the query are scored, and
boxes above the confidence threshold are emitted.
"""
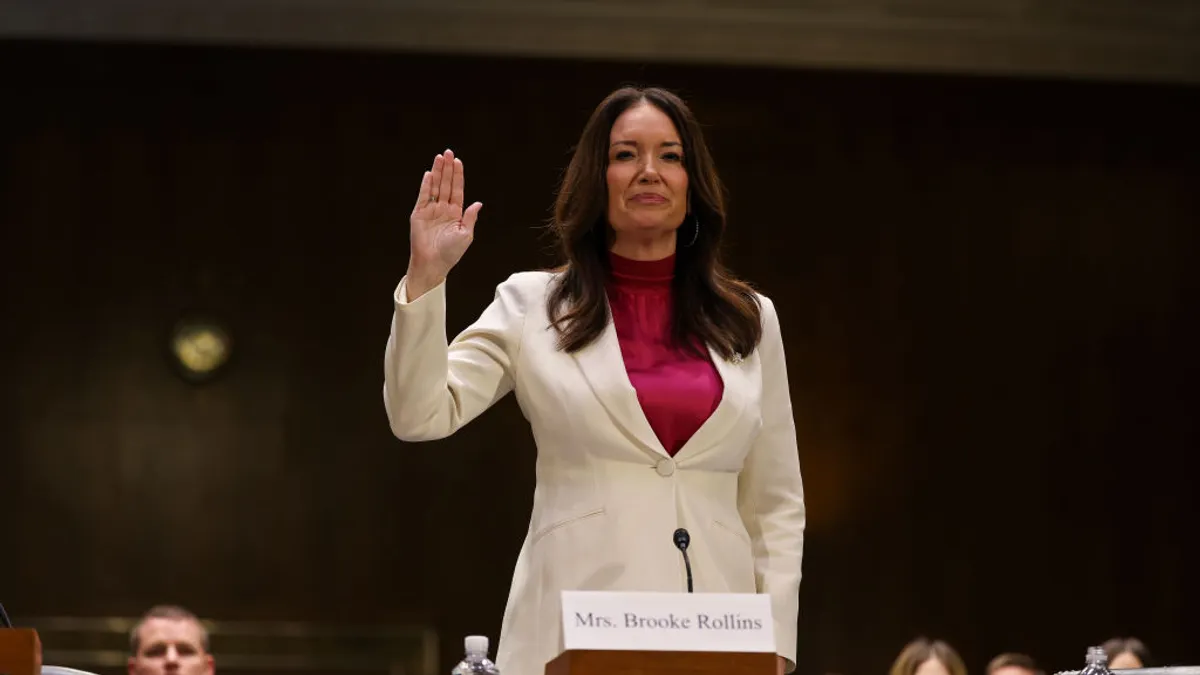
[570,320,670,457]
[674,345,749,459]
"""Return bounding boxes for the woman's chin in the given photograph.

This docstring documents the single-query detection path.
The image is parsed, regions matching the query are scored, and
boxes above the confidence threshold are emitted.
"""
[615,218,682,236]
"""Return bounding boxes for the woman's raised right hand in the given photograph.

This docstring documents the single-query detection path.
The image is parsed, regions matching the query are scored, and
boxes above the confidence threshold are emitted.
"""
[405,149,483,301]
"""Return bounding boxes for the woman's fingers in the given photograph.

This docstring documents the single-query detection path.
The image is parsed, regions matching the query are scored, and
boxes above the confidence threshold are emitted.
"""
[414,170,432,209]
[438,150,455,203]
[416,150,472,218]
[429,154,444,202]
[462,201,483,232]
[451,157,465,207]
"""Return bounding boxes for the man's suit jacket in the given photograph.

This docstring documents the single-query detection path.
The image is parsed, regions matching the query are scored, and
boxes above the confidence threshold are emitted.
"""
[384,270,805,675]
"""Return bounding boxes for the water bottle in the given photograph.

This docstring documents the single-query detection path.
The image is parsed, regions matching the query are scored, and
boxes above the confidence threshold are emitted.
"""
[451,635,500,675]
[1080,646,1113,675]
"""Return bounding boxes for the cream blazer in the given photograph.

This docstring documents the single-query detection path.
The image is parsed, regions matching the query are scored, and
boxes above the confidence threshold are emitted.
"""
[383,270,805,675]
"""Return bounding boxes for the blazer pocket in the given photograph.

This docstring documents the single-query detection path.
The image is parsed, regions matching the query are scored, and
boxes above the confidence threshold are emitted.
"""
[531,506,606,546]
[712,517,752,546]
[708,517,757,592]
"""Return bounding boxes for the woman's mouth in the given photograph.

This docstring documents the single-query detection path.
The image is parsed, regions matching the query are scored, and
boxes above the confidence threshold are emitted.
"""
[631,193,667,204]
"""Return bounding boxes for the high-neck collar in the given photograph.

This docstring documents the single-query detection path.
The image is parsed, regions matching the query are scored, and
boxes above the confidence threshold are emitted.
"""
[609,251,675,288]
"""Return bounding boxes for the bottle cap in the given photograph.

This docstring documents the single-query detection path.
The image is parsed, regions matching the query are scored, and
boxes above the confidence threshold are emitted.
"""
[465,635,489,655]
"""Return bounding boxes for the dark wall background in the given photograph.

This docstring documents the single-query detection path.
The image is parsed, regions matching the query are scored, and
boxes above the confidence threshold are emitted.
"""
[1,40,1197,675]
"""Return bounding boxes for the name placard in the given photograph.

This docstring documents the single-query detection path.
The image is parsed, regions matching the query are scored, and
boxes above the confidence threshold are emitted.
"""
[561,590,775,653]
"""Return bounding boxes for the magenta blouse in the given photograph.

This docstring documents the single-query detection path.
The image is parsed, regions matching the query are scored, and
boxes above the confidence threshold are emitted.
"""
[606,252,724,457]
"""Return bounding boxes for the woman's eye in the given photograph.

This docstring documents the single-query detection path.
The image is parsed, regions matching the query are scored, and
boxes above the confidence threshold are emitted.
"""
[614,150,635,160]
[662,152,683,161]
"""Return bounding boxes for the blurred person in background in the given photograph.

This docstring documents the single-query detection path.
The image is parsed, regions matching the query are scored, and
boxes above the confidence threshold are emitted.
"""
[128,604,214,675]
[1103,637,1151,669]
[987,652,1043,675]
[890,637,969,675]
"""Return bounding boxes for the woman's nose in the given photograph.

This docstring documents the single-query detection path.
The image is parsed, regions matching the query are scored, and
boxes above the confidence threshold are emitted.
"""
[637,159,662,181]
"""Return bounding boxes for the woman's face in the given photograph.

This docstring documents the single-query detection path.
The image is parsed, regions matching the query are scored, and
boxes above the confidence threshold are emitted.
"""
[605,101,689,256]
[915,657,952,675]
[1109,652,1143,670]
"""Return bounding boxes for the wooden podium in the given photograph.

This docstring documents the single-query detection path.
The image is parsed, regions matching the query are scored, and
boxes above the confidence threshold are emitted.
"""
[545,649,775,675]
[0,628,42,675]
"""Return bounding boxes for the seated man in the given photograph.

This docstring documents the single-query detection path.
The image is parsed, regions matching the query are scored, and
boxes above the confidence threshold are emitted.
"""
[127,605,214,675]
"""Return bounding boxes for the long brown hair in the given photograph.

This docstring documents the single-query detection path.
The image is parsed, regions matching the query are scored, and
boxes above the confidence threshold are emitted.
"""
[545,86,762,360]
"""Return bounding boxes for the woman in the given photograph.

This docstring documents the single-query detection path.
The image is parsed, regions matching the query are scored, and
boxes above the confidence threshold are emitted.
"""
[1102,637,1151,669]
[383,87,805,675]
[889,638,969,675]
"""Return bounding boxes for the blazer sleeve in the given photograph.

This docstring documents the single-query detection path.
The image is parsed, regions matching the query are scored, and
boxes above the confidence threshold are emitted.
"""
[383,273,528,442]
[737,295,806,671]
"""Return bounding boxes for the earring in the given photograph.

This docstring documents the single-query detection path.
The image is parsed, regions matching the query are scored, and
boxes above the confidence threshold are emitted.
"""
[684,215,700,247]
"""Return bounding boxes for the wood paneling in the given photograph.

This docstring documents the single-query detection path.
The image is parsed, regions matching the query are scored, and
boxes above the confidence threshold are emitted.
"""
[0,41,1197,675]
[2,0,1200,84]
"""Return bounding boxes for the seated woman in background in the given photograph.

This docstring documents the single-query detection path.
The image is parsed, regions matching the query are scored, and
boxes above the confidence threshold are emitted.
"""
[890,638,969,675]
[1103,637,1151,669]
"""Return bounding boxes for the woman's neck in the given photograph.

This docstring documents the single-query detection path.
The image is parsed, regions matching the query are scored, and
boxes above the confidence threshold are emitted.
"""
[608,250,675,288]
[609,234,676,261]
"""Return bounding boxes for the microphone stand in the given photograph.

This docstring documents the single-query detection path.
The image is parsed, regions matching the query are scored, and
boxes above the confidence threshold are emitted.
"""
[672,528,694,593]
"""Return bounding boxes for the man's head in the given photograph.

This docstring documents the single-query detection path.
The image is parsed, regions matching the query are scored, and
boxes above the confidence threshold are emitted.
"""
[128,605,214,675]
[987,652,1043,675]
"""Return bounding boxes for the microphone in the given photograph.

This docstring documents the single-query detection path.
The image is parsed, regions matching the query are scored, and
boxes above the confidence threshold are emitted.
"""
[0,602,12,628]
[672,528,694,593]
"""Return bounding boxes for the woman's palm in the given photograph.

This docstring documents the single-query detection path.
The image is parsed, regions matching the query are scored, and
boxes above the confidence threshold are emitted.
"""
[410,149,483,274]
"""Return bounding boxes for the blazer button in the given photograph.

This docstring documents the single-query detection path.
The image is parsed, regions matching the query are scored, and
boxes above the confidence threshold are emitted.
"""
[655,458,676,477]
